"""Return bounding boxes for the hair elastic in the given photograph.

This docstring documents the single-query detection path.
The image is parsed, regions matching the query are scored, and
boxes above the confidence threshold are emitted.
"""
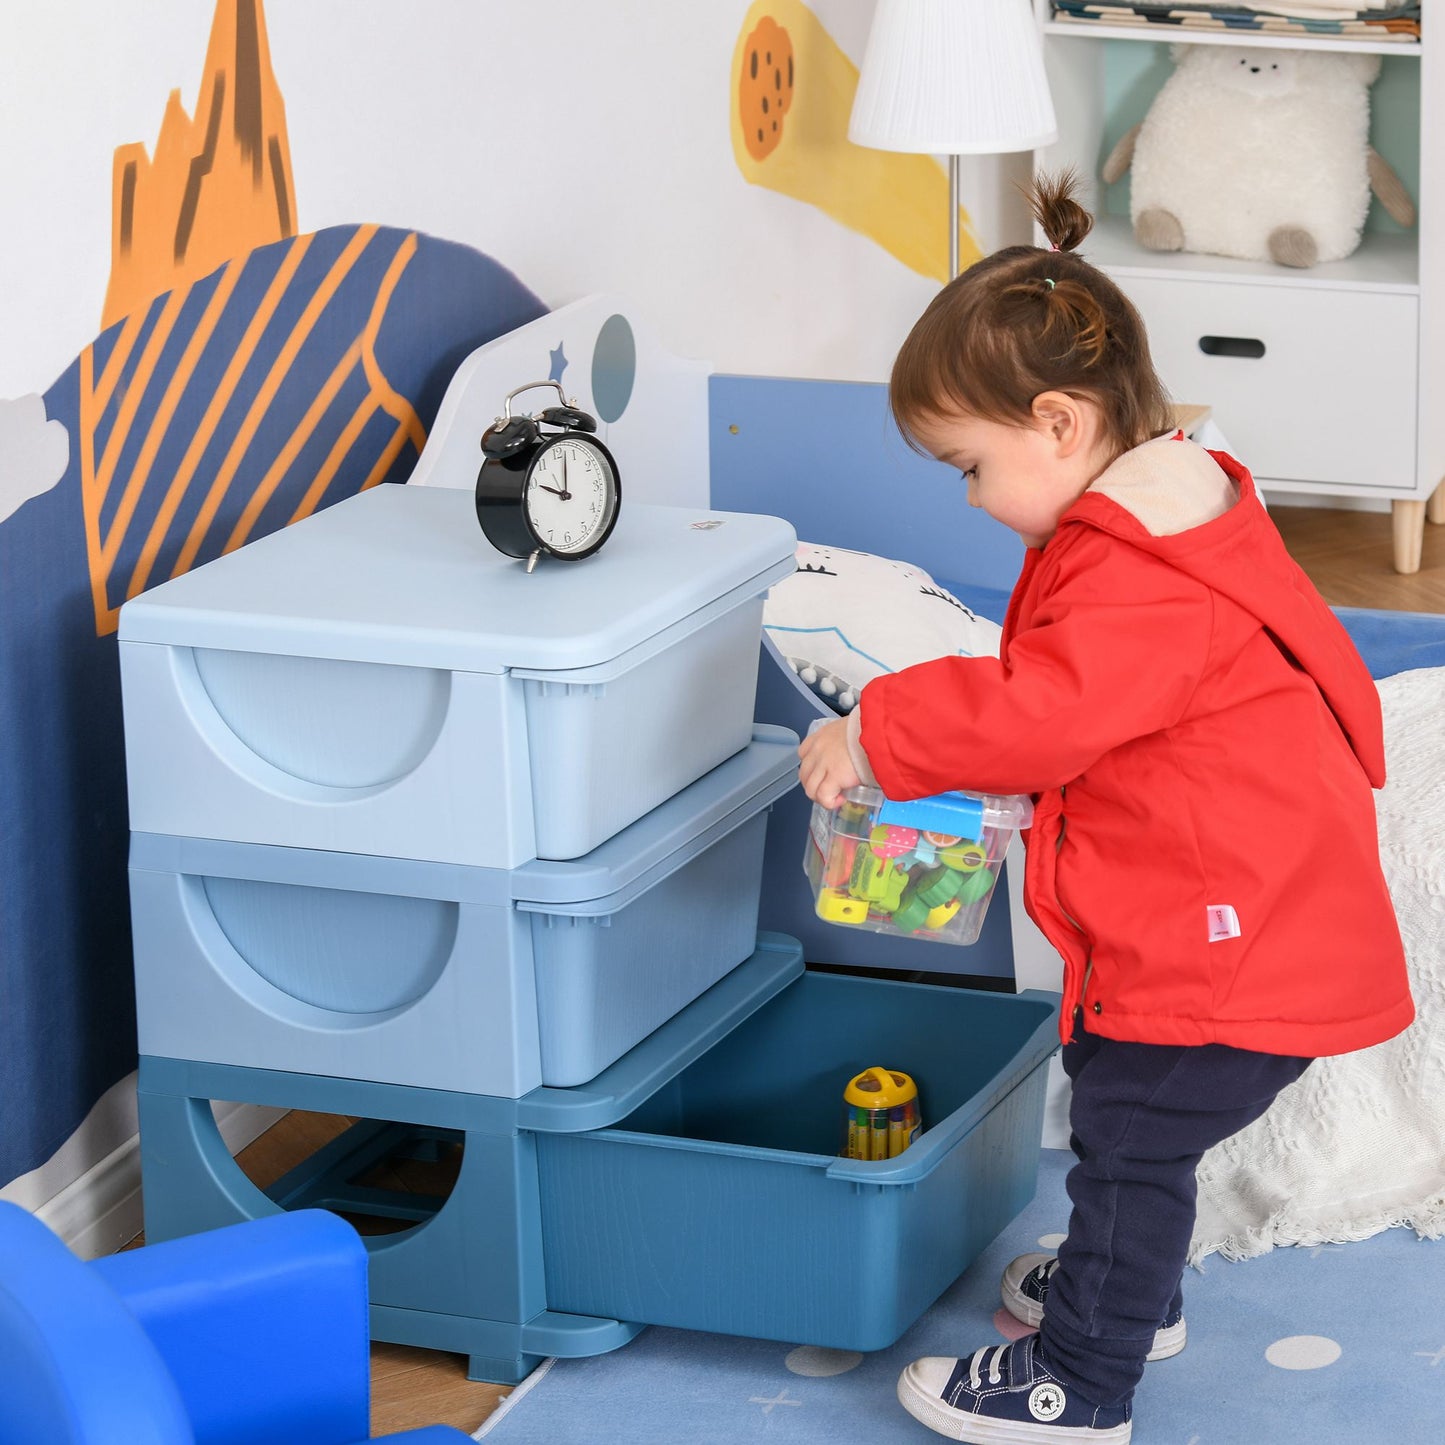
[1049,242,1061,251]
[1044,278,1056,289]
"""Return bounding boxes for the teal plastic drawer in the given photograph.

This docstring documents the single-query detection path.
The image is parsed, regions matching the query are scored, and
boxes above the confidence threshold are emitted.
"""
[536,973,1059,1351]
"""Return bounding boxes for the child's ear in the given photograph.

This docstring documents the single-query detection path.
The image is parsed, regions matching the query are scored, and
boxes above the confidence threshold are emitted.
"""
[1030,391,1092,454]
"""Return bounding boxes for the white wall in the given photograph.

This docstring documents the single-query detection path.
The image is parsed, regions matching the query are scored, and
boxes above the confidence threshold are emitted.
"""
[0,0,1029,401]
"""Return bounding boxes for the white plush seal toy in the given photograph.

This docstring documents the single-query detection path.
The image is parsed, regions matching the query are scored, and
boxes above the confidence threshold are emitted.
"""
[1103,45,1415,268]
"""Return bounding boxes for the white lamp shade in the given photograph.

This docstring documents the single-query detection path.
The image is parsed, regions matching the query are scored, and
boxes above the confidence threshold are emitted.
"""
[849,0,1058,156]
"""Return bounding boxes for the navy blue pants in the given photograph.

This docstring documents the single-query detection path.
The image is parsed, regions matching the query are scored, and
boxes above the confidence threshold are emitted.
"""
[1035,1013,1313,1409]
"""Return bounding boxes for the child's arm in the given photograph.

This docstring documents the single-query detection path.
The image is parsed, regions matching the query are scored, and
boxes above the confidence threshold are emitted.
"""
[859,536,1214,800]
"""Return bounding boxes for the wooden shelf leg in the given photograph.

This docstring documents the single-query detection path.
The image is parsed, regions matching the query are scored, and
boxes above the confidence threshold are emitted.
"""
[1428,480,1445,527]
[1391,499,1426,575]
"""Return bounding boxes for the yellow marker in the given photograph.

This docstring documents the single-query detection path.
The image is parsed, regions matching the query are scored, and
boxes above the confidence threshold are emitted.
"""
[729,0,982,282]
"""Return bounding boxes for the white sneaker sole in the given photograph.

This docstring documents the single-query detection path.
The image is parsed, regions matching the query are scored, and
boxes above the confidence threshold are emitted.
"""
[1000,1257,1187,1363]
[897,1362,1133,1444]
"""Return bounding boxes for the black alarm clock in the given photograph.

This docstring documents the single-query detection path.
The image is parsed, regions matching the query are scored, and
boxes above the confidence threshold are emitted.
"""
[476,380,621,571]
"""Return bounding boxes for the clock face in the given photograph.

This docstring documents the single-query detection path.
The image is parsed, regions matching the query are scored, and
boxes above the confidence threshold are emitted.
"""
[524,437,619,558]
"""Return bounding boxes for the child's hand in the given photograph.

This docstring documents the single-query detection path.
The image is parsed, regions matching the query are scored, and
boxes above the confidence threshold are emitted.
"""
[798,719,862,810]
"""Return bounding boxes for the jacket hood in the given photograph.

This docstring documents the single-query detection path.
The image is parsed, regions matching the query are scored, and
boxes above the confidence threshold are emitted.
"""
[1060,435,1386,785]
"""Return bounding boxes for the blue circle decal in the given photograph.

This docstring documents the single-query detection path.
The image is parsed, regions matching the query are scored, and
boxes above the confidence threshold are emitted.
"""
[591,314,636,424]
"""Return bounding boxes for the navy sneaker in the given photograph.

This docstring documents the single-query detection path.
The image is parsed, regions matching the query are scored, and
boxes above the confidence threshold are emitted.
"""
[1001,1254,1187,1361]
[897,1334,1131,1443]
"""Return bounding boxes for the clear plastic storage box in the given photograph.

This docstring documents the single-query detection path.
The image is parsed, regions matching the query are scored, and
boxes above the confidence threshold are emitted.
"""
[804,781,1032,946]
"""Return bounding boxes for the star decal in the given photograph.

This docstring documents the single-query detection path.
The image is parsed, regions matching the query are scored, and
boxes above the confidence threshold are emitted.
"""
[548,341,568,384]
[748,1389,801,1414]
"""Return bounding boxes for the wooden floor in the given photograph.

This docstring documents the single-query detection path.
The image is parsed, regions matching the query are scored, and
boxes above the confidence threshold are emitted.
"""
[1270,503,1445,612]
[127,504,1444,1439]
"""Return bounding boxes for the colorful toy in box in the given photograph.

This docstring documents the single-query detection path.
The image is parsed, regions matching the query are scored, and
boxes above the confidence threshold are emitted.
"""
[804,773,1033,947]
[843,1066,921,1161]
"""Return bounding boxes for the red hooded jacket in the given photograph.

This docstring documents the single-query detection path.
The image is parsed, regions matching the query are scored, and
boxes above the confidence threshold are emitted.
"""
[858,440,1412,1057]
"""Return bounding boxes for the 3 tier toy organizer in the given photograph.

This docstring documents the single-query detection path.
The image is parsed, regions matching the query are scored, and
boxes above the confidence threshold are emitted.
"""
[120,373,1059,1387]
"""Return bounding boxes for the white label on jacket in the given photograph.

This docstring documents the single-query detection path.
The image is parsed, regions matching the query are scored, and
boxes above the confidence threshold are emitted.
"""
[1207,905,1241,943]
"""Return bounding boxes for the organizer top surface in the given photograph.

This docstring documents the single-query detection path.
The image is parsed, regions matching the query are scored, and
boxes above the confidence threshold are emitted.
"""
[117,484,797,673]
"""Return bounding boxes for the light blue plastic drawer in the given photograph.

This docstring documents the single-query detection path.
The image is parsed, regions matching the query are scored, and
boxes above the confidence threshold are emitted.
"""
[130,729,799,1096]
[536,974,1059,1351]
[118,487,797,868]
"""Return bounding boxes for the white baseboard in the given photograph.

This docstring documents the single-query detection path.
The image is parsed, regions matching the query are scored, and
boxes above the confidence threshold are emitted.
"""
[2,1073,284,1259]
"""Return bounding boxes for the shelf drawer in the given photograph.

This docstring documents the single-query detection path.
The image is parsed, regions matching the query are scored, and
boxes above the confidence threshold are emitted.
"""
[1117,275,1417,490]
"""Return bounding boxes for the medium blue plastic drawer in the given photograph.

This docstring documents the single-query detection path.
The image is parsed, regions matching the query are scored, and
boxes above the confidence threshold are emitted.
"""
[130,729,799,1096]
[536,975,1059,1350]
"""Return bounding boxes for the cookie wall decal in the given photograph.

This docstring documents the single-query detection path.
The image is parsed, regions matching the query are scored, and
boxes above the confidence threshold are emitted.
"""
[729,0,983,281]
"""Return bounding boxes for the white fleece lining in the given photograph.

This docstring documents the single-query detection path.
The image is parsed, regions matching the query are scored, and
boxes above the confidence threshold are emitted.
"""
[1087,434,1238,538]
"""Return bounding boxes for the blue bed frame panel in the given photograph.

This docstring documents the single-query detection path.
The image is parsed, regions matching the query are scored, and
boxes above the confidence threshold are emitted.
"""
[708,374,1026,595]
[710,374,1027,979]
[709,371,1445,983]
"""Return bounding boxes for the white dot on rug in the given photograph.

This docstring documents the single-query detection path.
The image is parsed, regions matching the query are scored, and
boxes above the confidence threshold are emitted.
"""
[785,1346,864,1377]
[1038,1233,1066,1249]
[1265,1335,1342,1370]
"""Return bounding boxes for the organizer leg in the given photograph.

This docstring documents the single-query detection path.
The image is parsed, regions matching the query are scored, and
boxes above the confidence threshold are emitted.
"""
[471,1352,549,1387]
[136,1072,645,1383]
[1428,479,1445,527]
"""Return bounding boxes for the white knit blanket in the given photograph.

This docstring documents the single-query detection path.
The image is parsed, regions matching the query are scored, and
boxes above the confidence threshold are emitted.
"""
[1190,665,1445,1263]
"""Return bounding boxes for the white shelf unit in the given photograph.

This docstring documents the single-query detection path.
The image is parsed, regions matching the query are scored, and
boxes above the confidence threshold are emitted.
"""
[1033,2,1444,572]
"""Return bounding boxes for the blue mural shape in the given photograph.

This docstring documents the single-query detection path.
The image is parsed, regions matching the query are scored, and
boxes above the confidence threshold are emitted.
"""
[0,224,544,1186]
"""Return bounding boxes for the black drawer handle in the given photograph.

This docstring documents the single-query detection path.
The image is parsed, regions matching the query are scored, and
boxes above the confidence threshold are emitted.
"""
[1198,335,1266,359]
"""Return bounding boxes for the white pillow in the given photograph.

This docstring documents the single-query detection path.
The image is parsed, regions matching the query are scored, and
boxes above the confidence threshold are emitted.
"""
[763,543,1003,713]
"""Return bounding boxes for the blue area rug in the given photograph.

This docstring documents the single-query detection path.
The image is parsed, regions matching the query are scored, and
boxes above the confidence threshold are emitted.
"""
[478,1148,1443,1443]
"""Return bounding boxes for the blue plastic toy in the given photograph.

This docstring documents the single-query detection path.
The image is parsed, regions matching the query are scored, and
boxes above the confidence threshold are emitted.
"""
[0,1202,470,1444]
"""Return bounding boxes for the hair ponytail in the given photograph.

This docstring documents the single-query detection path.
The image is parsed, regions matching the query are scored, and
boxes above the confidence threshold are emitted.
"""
[1028,168,1093,254]
[889,170,1173,459]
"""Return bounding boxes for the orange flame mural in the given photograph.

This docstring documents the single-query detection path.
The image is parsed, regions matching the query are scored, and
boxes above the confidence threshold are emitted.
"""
[103,0,297,329]
[78,0,431,638]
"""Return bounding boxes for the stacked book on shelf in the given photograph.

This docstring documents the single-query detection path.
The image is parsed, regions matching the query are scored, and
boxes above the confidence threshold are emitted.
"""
[1050,1,1422,43]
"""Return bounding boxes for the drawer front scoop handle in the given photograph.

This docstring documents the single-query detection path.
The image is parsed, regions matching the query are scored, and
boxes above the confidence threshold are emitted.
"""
[1198,335,1266,360]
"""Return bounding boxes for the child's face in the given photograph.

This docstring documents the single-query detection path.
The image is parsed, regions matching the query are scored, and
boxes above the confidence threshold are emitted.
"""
[911,396,1110,549]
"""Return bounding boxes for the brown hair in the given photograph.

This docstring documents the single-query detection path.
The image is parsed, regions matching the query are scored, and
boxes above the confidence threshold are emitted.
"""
[890,170,1172,460]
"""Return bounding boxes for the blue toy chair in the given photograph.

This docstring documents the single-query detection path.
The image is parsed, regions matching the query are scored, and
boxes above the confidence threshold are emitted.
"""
[0,1202,471,1444]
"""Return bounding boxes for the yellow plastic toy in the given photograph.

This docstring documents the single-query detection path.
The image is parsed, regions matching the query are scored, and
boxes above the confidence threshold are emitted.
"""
[816,888,869,924]
[925,898,963,931]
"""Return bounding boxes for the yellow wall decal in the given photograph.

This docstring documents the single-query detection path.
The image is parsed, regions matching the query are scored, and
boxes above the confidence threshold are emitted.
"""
[103,0,297,329]
[730,0,982,282]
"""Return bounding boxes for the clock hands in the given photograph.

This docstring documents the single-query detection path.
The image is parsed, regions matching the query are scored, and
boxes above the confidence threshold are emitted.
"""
[535,448,574,501]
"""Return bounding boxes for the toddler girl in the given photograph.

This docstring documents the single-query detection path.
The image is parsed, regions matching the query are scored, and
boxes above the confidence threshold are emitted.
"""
[797,173,1412,1444]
